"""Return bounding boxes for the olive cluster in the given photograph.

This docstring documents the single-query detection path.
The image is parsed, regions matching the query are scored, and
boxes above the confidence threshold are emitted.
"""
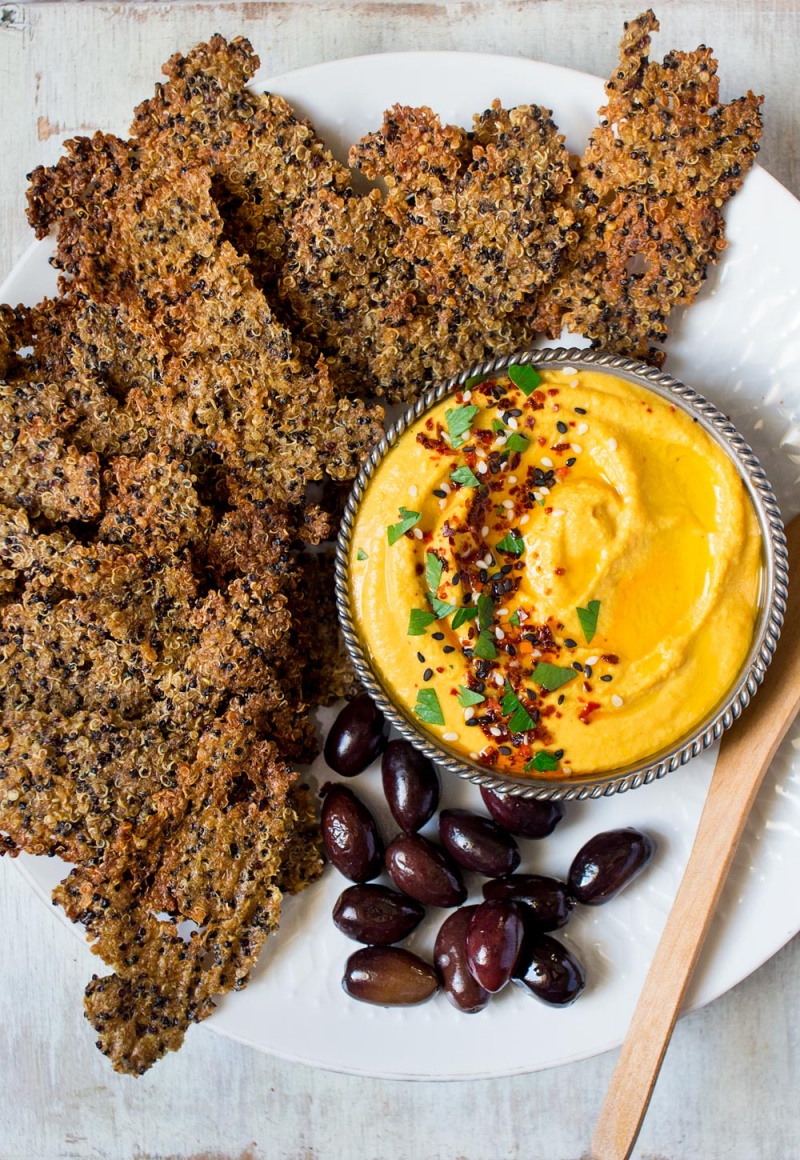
[322,695,655,1010]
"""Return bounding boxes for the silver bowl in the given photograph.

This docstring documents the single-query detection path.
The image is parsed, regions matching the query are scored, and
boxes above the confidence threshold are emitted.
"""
[334,347,788,801]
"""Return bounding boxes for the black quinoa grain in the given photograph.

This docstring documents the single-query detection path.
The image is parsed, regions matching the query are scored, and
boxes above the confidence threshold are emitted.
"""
[575,407,587,415]
[557,421,568,434]
[557,694,565,705]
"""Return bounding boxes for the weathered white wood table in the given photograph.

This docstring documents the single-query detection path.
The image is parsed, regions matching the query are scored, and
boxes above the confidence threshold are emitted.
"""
[2,4,799,1158]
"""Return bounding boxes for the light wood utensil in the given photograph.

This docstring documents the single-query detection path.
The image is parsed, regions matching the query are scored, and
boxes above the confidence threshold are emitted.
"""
[591,512,800,1160]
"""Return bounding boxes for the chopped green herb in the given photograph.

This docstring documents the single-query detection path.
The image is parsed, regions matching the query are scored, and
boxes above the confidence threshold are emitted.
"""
[450,465,481,488]
[430,596,458,619]
[477,592,495,632]
[577,599,601,644]
[425,551,444,595]
[525,750,560,773]
[496,531,525,556]
[457,686,486,707]
[501,684,536,733]
[445,404,480,449]
[387,506,421,545]
[465,372,490,390]
[356,548,368,561]
[505,432,531,454]
[508,364,543,397]
[492,419,506,433]
[531,662,578,692]
[509,610,521,628]
[414,688,445,725]
[451,605,479,630]
[408,608,437,635]
[472,629,498,660]
[537,497,546,507]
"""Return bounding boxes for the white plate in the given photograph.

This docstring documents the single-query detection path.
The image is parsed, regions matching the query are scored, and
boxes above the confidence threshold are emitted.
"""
[6,51,800,1080]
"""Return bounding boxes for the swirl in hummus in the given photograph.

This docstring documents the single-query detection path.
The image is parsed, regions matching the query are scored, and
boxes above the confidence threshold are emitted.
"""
[348,366,762,777]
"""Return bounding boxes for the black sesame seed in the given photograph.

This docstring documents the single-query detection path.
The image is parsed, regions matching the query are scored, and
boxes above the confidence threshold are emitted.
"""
[600,674,613,682]
[501,564,513,575]
[417,652,425,663]
[575,407,587,415]
[572,662,584,672]
[433,489,447,499]
[557,694,565,705]
[498,746,512,756]
[465,718,481,726]
[508,408,522,417]
[432,632,445,640]
[564,638,577,648]
[557,421,568,434]
[566,457,577,467]
[584,665,592,678]
[479,569,488,583]
[443,645,456,654]
[422,668,433,682]
[553,749,565,760]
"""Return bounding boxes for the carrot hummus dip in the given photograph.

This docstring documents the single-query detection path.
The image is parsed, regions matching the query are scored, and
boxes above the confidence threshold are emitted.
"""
[348,365,762,777]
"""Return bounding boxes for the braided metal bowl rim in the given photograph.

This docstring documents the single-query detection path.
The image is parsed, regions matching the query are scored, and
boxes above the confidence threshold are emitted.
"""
[334,347,788,802]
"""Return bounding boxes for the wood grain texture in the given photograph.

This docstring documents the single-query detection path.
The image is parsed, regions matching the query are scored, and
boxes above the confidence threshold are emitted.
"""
[2,4,800,1160]
[592,517,800,1160]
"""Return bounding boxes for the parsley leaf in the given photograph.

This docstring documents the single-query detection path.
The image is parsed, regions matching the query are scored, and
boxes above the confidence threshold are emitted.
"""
[496,531,525,556]
[451,605,479,630]
[525,750,560,773]
[509,610,521,627]
[472,629,498,660]
[492,419,506,433]
[508,364,542,397]
[577,599,601,644]
[430,596,458,618]
[465,372,490,390]
[425,551,444,595]
[501,684,536,732]
[531,662,578,691]
[450,465,481,488]
[414,688,444,725]
[445,404,480,449]
[387,506,421,545]
[505,432,530,454]
[356,548,368,561]
[457,686,486,707]
[477,592,494,632]
[408,608,437,635]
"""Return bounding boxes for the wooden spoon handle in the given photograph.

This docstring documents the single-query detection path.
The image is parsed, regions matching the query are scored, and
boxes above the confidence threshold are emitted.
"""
[591,514,800,1160]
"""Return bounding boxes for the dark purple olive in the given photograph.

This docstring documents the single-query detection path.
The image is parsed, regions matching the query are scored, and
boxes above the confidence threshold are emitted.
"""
[480,785,565,839]
[332,884,425,945]
[568,828,656,905]
[434,906,490,1014]
[465,899,525,993]
[342,946,439,1006]
[482,874,574,931]
[385,833,467,908]
[513,932,585,1006]
[320,782,384,882]
[439,809,520,877]
[324,693,387,776]
[381,740,440,833]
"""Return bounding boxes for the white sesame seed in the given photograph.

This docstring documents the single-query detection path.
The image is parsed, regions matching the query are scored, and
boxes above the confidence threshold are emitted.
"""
[507,416,519,430]
[551,509,565,518]
[531,649,542,657]
[462,390,472,402]
[570,378,580,389]
[562,366,577,374]
[493,672,505,687]
[495,627,505,640]
[577,422,589,436]
[464,707,475,721]
[502,499,514,509]
[409,484,418,497]
[571,443,583,454]
[506,510,515,520]
[608,437,618,451]
[476,448,487,458]
[495,433,508,446]
[477,460,488,474]
[532,490,544,502]
[438,499,446,510]
[443,732,459,741]
[441,482,451,494]
[519,515,529,526]
[469,752,478,759]
[481,525,489,537]
[586,655,599,665]
[489,726,502,737]
[562,765,572,775]
[497,607,509,616]
[541,456,553,467]
[612,694,624,707]
[413,527,423,539]
[508,475,517,484]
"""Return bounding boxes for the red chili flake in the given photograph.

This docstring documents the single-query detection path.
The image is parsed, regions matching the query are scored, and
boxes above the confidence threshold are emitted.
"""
[551,442,571,452]
[547,388,559,396]
[538,436,547,446]
[555,467,569,478]
[436,666,445,673]
[601,653,620,664]
[579,701,601,724]
[555,567,566,575]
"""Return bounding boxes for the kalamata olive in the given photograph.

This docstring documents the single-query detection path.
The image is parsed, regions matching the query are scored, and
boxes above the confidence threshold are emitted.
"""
[465,899,525,993]
[434,906,490,1014]
[381,740,440,833]
[385,833,467,908]
[439,809,520,877]
[342,946,439,1006]
[513,931,586,1006]
[482,874,575,931]
[324,693,387,776]
[568,827,656,905]
[332,884,425,945]
[480,785,565,839]
[320,782,384,882]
